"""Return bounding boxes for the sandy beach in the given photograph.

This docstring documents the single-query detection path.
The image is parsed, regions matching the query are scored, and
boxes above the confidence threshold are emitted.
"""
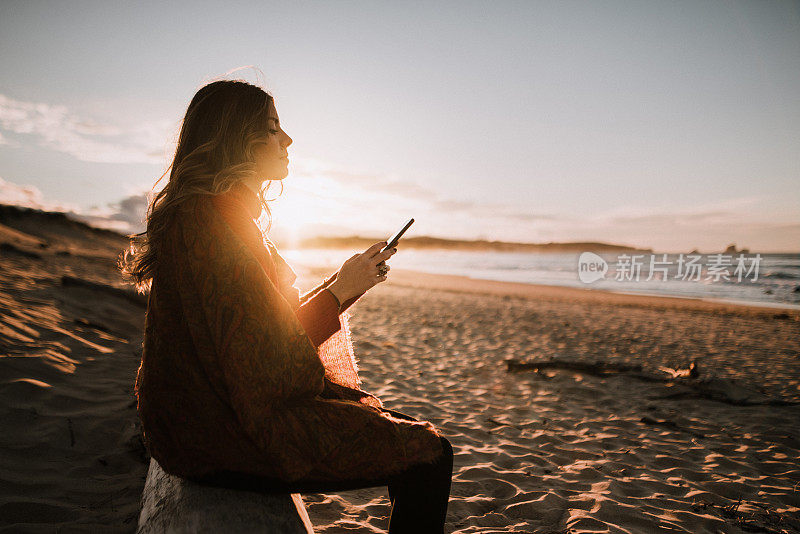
[1,211,799,533]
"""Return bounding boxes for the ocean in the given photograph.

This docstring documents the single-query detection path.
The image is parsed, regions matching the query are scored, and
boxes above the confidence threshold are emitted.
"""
[282,248,800,309]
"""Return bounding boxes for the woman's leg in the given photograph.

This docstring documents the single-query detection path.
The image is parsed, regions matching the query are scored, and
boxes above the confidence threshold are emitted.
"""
[356,408,454,533]
[386,436,453,534]
[193,408,453,533]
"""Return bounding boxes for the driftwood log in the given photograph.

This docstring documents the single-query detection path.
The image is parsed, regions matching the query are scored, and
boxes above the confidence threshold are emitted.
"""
[505,357,798,407]
[137,458,314,534]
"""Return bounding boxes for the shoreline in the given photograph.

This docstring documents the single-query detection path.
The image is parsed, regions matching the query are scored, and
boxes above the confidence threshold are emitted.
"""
[373,268,800,317]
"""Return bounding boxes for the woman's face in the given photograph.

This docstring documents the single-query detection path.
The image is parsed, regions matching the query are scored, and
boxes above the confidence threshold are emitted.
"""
[253,99,293,181]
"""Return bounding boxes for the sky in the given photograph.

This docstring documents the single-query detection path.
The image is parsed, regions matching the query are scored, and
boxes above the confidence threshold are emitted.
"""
[0,0,798,252]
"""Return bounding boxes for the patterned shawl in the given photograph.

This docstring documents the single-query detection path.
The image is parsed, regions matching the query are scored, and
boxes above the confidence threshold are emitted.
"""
[213,183,383,409]
[135,182,444,483]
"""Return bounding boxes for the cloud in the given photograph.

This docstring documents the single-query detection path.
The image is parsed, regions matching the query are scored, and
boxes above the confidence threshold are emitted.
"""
[430,197,561,223]
[592,197,768,227]
[65,212,134,233]
[293,161,438,201]
[0,176,147,234]
[545,197,800,252]
[0,176,77,212]
[291,158,564,224]
[431,199,478,211]
[65,191,149,235]
[504,210,562,222]
[3,173,798,251]
[0,94,172,164]
[106,192,149,232]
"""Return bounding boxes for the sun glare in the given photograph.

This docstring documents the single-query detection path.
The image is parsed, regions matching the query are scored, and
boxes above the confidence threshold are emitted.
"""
[262,174,359,248]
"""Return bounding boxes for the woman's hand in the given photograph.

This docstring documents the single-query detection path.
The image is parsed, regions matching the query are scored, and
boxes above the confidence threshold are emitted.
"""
[327,242,396,303]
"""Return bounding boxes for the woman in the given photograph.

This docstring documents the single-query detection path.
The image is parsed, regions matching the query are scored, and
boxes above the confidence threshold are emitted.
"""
[120,79,453,533]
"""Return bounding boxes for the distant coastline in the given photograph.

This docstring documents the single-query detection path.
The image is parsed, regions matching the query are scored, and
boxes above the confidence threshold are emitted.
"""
[297,235,652,253]
[3,202,798,307]
[5,202,797,255]
[0,203,651,254]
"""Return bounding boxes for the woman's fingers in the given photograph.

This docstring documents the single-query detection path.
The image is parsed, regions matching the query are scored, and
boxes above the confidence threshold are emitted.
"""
[364,242,387,258]
[372,251,396,271]
[375,247,396,264]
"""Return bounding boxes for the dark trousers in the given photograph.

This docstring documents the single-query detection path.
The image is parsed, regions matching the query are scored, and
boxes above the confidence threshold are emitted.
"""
[194,409,454,534]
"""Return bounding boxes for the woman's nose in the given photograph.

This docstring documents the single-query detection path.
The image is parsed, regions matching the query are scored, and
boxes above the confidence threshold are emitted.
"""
[283,132,293,147]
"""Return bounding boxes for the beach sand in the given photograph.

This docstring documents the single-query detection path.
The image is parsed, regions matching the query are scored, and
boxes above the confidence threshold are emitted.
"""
[297,268,800,534]
[1,214,799,533]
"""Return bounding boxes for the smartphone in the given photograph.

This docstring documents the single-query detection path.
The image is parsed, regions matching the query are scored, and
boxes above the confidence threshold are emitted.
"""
[380,218,414,253]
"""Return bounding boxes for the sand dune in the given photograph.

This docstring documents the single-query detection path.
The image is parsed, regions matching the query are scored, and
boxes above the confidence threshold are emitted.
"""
[1,207,798,533]
[0,211,147,531]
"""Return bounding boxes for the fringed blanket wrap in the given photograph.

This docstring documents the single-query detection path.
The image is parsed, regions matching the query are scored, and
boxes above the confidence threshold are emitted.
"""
[134,183,443,484]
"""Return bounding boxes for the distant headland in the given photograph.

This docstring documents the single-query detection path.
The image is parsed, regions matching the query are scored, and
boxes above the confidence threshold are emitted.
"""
[0,203,654,254]
[297,235,652,253]
[18,202,789,255]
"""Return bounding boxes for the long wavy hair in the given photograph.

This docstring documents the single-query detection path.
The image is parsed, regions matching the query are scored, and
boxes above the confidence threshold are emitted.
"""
[118,79,282,294]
